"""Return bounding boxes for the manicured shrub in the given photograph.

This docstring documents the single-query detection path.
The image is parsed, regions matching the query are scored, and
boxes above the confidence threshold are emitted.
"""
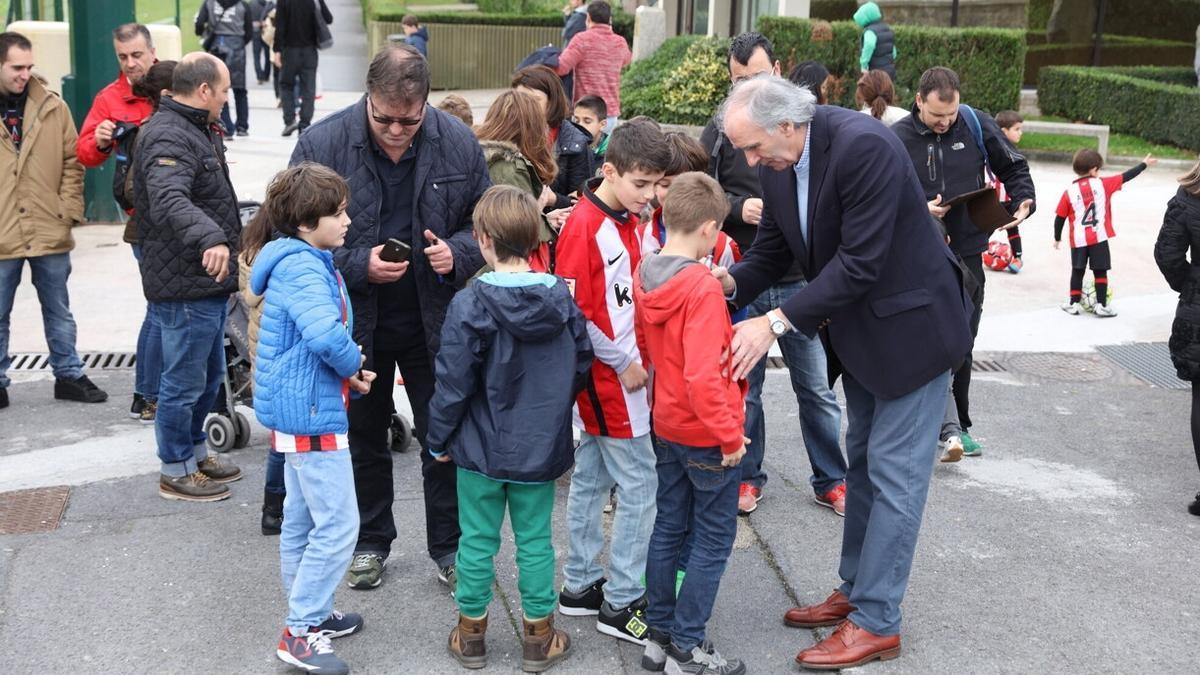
[621,36,727,124]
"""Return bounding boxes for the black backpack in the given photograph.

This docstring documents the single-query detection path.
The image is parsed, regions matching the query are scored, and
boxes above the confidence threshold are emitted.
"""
[111,121,141,211]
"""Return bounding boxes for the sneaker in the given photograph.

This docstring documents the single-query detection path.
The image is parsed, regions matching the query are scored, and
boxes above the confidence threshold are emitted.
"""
[282,121,300,137]
[1007,256,1023,274]
[1061,302,1082,315]
[197,455,242,483]
[139,400,157,424]
[437,563,457,597]
[276,628,349,675]
[159,472,230,502]
[1189,493,1200,517]
[814,484,847,517]
[235,129,249,137]
[665,640,746,675]
[315,610,363,638]
[54,375,107,403]
[0,386,7,409]
[346,553,386,589]
[558,577,606,616]
[1094,303,1118,317]
[641,626,671,672]
[597,596,650,646]
[130,393,145,419]
[961,433,983,457]
[737,483,762,516]
[939,435,963,463]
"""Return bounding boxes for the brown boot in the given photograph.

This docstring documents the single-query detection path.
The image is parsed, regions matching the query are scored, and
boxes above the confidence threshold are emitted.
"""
[522,614,572,672]
[447,613,487,669]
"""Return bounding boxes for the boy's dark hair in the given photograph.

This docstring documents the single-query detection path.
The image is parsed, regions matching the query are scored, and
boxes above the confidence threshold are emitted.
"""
[472,185,541,263]
[401,14,419,27]
[264,162,351,238]
[663,132,708,176]
[917,66,960,101]
[511,65,570,129]
[574,94,607,120]
[605,118,670,175]
[728,32,775,71]
[0,32,32,63]
[1072,148,1104,176]
[586,1,612,25]
[436,94,474,127]
[132,60,177,109]
[662,172,729,234]
[788,60,829,104]
[995,110,1023,129]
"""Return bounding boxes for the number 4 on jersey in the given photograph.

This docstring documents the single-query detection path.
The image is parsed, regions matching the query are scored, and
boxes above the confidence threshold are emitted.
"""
[1080,203,1098,229]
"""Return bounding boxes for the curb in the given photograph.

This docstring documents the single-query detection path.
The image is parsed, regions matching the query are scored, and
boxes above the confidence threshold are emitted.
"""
[1022,149,1198,170]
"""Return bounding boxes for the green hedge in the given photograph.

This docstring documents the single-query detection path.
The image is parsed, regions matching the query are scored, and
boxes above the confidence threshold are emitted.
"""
[1038,66,1200,151]
[1028,0,1200,42]
[374,11,635,43]
[476,0,560,13]
[1101,65,1197,87]
[758,17,1025,114]
[1025,36,1193,85]
[621,36,729,125]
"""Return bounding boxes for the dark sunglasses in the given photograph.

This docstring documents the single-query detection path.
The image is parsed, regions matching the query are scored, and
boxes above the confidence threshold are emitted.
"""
[367,96,426,128]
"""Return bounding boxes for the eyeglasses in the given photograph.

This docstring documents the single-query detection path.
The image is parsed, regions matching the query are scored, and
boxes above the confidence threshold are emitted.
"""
[367,96,426,128]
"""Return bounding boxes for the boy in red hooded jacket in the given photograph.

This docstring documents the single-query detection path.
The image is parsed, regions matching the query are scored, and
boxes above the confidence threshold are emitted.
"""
[633,171,749,674]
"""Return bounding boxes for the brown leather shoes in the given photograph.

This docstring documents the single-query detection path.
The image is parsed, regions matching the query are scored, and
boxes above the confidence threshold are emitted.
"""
[784,589,853,628]
[795,620,901,670]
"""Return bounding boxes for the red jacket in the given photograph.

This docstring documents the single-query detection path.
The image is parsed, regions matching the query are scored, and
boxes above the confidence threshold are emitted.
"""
[555,24,631,117]
[634,260,745,454]
[75,73,154,168]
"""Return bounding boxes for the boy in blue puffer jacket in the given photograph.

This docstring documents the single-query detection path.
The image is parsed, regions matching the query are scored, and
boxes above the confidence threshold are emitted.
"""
[427,185,593,672]
[250,163,377,675]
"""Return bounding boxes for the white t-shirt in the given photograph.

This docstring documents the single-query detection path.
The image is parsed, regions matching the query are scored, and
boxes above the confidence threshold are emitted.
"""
[860,105,910,127]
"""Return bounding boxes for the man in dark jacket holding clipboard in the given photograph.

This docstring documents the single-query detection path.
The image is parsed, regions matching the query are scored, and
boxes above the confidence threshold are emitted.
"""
[891,66,1035,457]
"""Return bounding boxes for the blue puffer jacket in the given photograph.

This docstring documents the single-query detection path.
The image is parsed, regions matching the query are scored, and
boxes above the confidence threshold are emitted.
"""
[251,238,362,436]
[426,272,593,483]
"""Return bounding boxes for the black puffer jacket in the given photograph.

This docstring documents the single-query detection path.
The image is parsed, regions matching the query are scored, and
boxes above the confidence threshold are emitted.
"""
[551,118,591,208]
[133,96,239,302]
[290,98,489,355]
[1155,187,1200,381]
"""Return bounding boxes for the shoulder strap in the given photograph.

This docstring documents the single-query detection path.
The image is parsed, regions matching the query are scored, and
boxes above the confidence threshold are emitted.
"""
[958,104,990,173]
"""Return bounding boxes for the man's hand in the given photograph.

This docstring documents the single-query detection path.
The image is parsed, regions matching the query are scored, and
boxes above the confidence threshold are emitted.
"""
[721,438,750,467]
[741,197,763,225]
[1053,240,1061,250]
[367,244,410,284]
[424,229,454,275]
[272,52,282,68]
[711,265,736,296]
[730,315,775,380]
[618,361,648,392]
[1144,153,1158,167]
[349,369,376,395]
[434,453,452,463]
[999,198,1034,231]
[928,194,950,218]
[202,244,230,283]
[95,120,116,151]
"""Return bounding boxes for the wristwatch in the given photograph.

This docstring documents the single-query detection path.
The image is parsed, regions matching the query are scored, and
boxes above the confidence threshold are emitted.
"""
[767,310,789,337]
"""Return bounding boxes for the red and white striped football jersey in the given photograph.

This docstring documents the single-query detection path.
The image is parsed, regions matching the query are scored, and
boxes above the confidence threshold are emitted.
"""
[1055,174,1124,248]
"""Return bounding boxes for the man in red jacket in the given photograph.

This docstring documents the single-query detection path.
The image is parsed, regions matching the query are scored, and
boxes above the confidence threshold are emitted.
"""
[76,23,155,169]
[555,0,630,130]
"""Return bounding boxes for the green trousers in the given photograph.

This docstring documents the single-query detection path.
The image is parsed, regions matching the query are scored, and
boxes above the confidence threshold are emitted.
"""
[454,468,557,619]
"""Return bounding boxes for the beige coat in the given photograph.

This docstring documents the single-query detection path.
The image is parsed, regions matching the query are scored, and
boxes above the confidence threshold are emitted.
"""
[0,76,85,260]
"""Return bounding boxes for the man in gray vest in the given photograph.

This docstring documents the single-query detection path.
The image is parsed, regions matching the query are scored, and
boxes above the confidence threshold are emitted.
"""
[196,0,252,136]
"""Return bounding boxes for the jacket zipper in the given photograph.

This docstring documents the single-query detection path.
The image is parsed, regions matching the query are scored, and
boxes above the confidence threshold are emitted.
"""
[936,136,946,195]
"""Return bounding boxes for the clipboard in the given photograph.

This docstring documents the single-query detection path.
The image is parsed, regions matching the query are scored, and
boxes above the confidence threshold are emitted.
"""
[943,185,1013,234]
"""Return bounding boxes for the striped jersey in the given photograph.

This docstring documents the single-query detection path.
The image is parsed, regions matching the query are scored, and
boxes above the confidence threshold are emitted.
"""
[637,207,742,269]
[556,187,649,438]
[1055,174,1124,248]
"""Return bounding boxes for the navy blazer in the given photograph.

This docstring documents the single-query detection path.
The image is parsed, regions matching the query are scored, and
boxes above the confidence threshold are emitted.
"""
[729,106,974,400]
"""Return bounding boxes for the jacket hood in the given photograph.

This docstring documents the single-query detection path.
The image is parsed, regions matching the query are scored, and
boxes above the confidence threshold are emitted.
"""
[415,27,429,39]
[1177,187,1200,216]
[636,255,708,325]
[854,2,883,26]
[474,272,573,341]
[217,0,242,8]
[480,139,523,161]
[250,237,333,295]
[558,118,593,149]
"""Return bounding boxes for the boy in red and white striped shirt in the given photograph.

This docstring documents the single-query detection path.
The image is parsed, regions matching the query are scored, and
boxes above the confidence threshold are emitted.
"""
[1054,149,1156,317]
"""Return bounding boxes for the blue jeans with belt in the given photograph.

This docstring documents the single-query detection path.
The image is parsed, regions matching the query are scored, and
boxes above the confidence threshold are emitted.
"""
[0,253,84,387]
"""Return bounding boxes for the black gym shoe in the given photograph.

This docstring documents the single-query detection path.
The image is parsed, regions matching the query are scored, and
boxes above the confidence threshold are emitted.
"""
[597,596,650,646]
[54,375,107,403]
[0,386,7,409]
[558,577,607,616]
[315,610,364,638]
[130,393,145,419]
[1189,493,1200,517]
[282,121,300,137]
[641,626,671,672]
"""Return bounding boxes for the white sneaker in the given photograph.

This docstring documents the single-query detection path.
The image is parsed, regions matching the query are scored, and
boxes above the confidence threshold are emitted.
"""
[940,436,963,463]
[1094,304,1117,317]
[1061,302,1081,315]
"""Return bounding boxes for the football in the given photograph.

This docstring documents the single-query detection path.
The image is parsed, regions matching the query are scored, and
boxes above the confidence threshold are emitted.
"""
[982,240,1013,272]
[1080,279,1114,313]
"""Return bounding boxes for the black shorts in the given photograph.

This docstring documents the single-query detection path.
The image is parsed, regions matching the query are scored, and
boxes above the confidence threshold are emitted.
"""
[1071,241,1111,270]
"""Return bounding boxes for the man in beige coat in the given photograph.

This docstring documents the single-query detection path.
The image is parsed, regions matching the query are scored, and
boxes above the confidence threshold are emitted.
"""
[0,32,106,409]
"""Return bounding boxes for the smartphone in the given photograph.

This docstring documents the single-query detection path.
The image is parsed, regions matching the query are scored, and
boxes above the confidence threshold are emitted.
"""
[380,238,412,263]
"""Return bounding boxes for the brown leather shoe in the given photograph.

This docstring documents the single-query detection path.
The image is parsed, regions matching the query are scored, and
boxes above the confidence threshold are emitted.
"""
[448,613,487,669]
[795,620,900,670]
[784,589,853,628]
[522,614,572,672]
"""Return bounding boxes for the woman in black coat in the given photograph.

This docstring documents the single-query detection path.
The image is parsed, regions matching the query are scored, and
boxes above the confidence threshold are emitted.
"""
[1153,160,1200,516]
[511,65,592,209]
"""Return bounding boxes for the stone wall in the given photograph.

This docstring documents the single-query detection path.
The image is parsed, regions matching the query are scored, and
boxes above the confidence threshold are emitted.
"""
[875,0,1028,29]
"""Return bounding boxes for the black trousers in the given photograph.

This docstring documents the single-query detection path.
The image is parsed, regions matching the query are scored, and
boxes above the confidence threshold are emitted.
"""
[953,253,986,431]
[279,46,318,128]
[347,341,460,567]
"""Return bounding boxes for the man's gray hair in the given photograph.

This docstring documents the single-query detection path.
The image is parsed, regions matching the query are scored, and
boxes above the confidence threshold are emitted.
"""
[718,75,816,135]
[112,23,154,49]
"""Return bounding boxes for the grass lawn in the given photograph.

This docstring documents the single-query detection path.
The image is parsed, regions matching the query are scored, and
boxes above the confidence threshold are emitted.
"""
[1023,115,1197,161]
[137,0,205,54]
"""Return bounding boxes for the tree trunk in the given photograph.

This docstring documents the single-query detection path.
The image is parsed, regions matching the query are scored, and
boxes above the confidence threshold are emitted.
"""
[1046,0,1097,44]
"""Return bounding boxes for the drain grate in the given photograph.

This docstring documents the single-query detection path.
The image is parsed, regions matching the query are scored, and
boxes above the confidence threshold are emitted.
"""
[1006,353,1114,382]
[0,486,70,535]
[972,359,1006,373]
[9,351,136,372]
[1097,342,1191,390]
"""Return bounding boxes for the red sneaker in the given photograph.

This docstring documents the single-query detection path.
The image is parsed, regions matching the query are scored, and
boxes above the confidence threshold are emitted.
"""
[814,484,846,517]
[737,483,762,516]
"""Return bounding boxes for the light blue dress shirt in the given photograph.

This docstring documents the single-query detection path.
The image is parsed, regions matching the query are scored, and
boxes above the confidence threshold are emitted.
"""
[793,123,813,245]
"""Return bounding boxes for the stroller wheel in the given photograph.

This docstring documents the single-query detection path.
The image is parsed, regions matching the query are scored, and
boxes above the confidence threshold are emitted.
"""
[205,414,237,453]
[233,412,252,449]
[389,413,413,453]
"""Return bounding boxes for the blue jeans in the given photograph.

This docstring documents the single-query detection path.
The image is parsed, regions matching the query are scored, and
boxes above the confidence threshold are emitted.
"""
[151,296,227,476]
[130,245,162,401]
[564,431,657,608]
[0,253,84,387]
[645,438,740,652]
[280,449,359,633]
[742,279,845,494]
[838,370,950,636]
[266,449,286,496]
